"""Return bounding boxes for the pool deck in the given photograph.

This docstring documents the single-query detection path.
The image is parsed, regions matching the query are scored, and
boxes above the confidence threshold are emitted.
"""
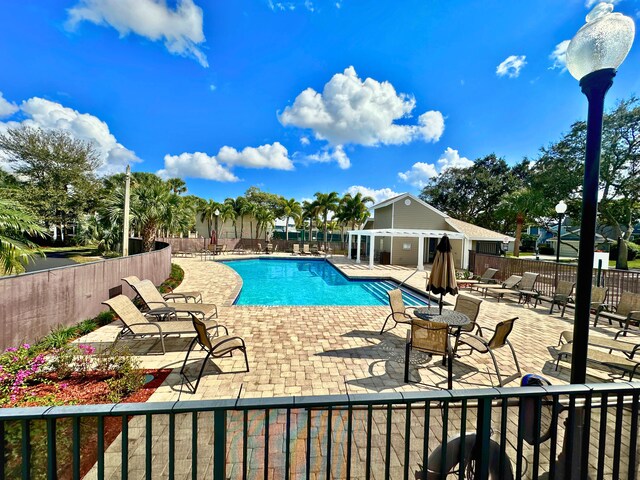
[79,252,627,403]
[78,253,636,479]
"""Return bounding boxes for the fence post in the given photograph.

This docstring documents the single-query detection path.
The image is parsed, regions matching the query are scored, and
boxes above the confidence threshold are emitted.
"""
[475,397,492,480]
[213,410,227,480]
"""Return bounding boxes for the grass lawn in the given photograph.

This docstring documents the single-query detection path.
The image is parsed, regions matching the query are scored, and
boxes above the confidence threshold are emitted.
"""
[40,245,105,263]
[609,259,640,269]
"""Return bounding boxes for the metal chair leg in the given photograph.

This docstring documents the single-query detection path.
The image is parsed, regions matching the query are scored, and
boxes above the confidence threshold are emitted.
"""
[380,314,391,335]
[488,349,503,387]
[192,352,213,393]
[404,342,411,383]
[507,340,521,376]
[447,351,453,390]
[180,337,199,376]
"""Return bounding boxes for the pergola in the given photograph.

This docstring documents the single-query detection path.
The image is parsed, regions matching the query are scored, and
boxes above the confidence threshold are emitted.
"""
[347,228,467,270]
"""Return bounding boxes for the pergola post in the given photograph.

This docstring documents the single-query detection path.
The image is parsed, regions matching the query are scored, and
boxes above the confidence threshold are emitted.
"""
[369,235,375,269]
[356,234,361,264]
[347,233,352,258]
[417,235,424,271]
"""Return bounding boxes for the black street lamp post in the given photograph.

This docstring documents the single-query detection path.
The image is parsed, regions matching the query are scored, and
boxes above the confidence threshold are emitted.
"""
[565,3,634,385]
[554,200,567,288]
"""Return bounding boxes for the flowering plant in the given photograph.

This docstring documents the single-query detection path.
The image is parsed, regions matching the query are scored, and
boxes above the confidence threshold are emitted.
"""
[0,344,46,403]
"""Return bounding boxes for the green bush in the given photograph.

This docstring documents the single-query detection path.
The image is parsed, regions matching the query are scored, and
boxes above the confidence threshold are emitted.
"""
[539,246,555,255]
[159,263,185,293]
[609,241,640,261]
[97,346,145,402]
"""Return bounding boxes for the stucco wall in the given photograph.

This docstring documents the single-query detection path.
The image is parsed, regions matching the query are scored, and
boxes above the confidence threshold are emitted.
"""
[0,240,171,350]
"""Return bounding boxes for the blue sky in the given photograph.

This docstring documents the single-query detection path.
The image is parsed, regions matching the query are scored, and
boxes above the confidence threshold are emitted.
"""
[1,0,639,204]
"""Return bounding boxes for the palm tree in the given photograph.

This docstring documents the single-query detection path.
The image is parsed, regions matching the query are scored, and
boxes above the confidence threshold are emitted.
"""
[217,202,235,239]
[0,199,45,274]
[200,199,220,237]
[496,189,547,257]
[314,192,340,249]
[255,207,276,241]
[280,198,301,243]
[129,181,172,251]
[166,178,187,195]
[302,200,320,244]
[341,192,374,229]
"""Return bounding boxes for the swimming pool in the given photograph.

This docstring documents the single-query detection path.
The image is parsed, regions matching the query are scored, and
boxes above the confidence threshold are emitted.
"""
[223,258,427,306]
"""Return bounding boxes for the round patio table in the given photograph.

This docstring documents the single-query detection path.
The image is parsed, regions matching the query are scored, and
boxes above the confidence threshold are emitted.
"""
[414,307,470,328]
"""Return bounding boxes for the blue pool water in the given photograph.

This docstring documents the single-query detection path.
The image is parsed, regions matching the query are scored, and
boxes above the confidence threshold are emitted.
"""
[223,258,427,306]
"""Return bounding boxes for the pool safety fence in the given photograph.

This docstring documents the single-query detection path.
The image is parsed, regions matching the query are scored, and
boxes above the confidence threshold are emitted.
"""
[1,382,638,479]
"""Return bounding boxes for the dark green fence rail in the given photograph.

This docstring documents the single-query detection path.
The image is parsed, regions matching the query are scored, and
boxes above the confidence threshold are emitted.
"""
[1,383,639,479]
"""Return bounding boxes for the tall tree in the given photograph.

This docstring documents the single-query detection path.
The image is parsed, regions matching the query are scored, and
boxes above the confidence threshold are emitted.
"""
[280,198,301,242]
[314,191,340,249]
[166,178,187,195]
[200,199,221,237]
[0,127,100,241]
[302,200,320,243]
[340,192,374,230]
[420,155,529,232]
[495,189,549,257]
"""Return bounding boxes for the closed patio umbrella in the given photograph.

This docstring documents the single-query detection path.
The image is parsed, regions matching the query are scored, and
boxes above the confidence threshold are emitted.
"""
[210,229,217,247]
[426,235,458,314]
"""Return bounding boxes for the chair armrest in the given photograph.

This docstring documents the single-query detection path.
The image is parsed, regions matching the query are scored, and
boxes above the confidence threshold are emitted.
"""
[146,301,169,309]
[614,328,640,340]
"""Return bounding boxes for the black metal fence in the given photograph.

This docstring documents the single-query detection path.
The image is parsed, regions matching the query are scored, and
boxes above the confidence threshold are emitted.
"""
[1,383,639,479]
[471,253,640,309]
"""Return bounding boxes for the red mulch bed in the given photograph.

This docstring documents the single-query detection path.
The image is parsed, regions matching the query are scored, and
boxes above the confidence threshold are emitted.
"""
[5,369,171,479]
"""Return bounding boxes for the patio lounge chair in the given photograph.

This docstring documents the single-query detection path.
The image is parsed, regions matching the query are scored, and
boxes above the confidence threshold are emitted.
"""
[507,272,539,304]
[533,280,575,316]
[593,291,640,329]
[122,275,203,303]
[380,289,417,334]
[292,244,300,255]
[181,317,249,393]
[103,295,226,354]
[563,286,608,318]
[466,268,499,290]
[129,279,218,321]
[558,328,640,359]
[480,275,522,301]
[404,319,453,389]
[301,244,311,255]
[457,317,521,387]
[555,343,640,380]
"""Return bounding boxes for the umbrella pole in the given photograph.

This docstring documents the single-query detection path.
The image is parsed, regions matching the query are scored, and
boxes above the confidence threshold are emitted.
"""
[439,293,443,315]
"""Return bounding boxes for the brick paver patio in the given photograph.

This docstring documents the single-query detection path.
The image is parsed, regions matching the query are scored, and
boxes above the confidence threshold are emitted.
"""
[78,253,638,479]
[78,253,629,401]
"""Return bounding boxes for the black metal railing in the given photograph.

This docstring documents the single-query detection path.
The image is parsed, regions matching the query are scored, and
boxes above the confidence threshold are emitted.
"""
[1,383,638,479]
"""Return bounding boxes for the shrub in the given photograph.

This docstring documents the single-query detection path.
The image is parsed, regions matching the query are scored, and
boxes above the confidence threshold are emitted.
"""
[159,263,185,293]
[539,246,555,255]
[97,346,145,402]
[609,241,640,261]
[47,343,96,379]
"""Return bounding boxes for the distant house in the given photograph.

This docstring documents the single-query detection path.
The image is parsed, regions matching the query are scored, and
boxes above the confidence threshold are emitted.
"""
[347,193,511,270]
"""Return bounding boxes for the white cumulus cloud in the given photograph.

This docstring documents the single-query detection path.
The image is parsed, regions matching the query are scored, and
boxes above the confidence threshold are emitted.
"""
[585,0,619,7]
[0,92,18,118]
[306,146,350,169]
[437,147,473,171]
[158,152,239,182]
[66,0,208,67]
[398,147,472,189]
[216,142,294,170]
[279,66,444,168]
[158,142,294,181]
[344,185,399,205]
[398,163,438,189]
[0,97,141,175]
[549,40,570,71]
[496,55,527,78]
